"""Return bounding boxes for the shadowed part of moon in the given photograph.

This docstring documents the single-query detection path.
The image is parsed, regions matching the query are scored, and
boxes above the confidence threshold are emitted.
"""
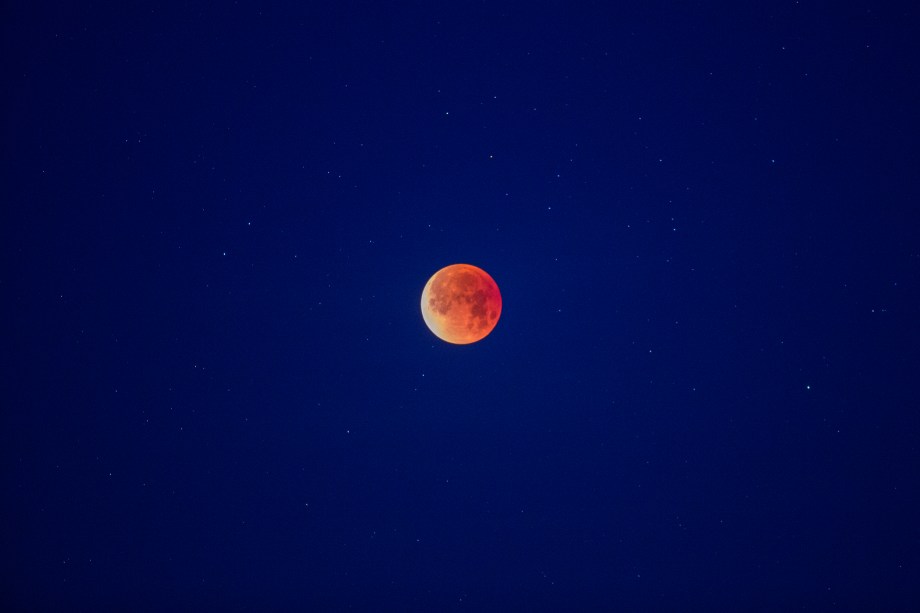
[421,264,502,344]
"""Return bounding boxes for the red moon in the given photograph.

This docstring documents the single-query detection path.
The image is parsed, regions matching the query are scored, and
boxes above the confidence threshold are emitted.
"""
[421,264,502,344]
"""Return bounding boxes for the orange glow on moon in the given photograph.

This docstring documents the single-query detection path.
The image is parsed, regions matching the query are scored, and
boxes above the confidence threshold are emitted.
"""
[421,264,502,344]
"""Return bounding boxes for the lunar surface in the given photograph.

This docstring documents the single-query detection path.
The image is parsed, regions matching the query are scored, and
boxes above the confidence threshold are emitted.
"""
[421,264,502,344]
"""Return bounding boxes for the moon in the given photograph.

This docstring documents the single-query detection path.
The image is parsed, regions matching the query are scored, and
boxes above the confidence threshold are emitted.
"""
[421,264,502,344]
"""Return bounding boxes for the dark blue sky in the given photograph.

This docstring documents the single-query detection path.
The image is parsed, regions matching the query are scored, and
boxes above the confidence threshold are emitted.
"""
[3,1,919,610]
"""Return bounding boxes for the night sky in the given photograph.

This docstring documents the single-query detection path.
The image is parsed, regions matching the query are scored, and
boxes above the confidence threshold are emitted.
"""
[3,2,920,610]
